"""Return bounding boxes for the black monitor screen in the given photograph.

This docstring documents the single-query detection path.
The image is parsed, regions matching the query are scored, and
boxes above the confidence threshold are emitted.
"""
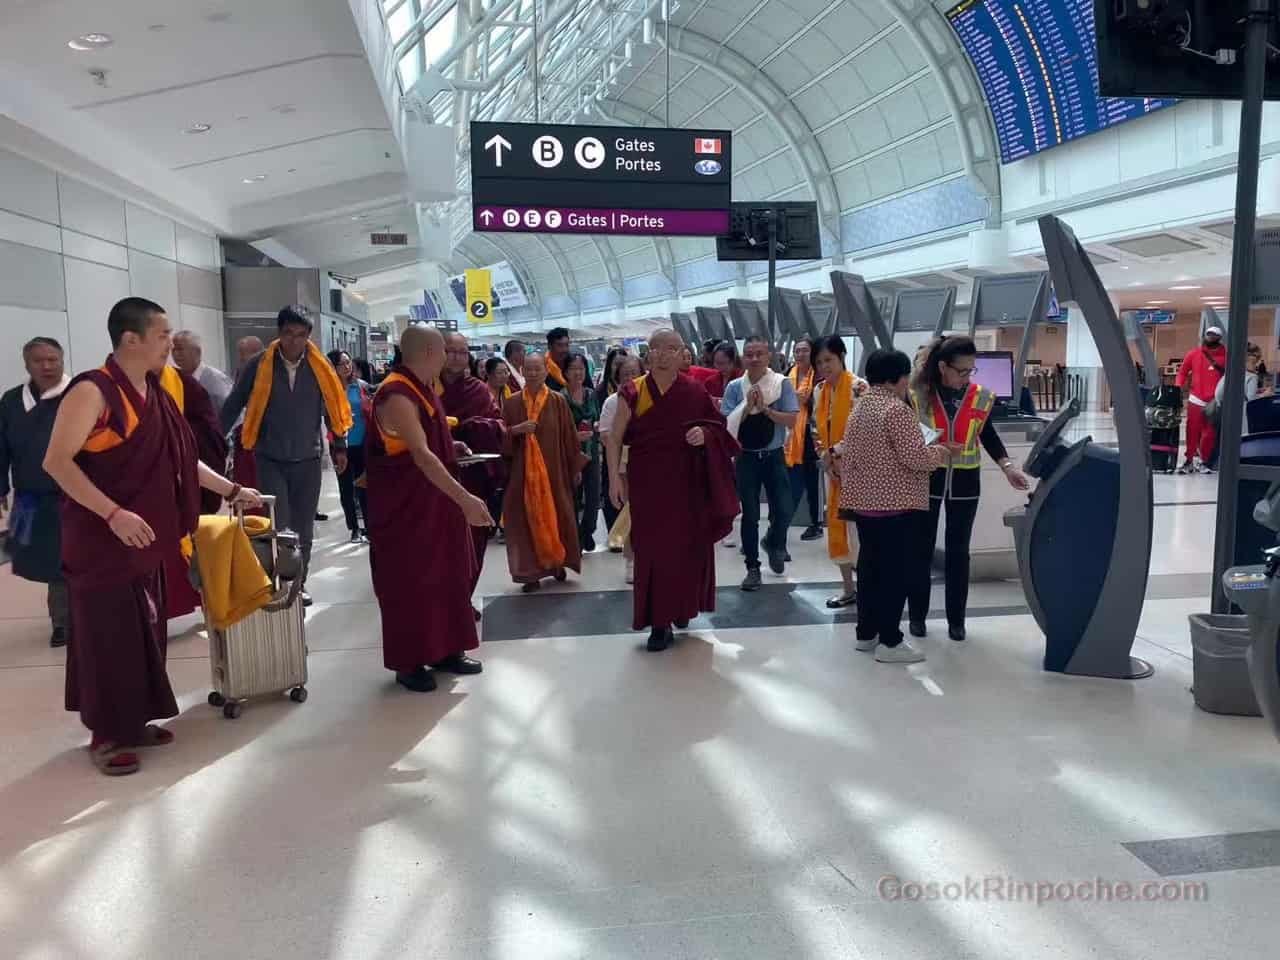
[945,0,1175,164]
[716,202,821,261]
[975,351,1016,400]
[974,274,1047,327]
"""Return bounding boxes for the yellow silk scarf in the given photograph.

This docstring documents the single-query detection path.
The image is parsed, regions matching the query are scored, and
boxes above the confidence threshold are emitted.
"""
[816,370,855,563]
[546,355,567,388]
[784,366,814,467]
[521,387,566,569]
[240,340,353,451]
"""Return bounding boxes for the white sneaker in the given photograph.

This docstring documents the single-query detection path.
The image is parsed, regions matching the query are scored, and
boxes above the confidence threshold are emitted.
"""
[875,639,926,663]
[625,558,635,584]
[855,637,878,652]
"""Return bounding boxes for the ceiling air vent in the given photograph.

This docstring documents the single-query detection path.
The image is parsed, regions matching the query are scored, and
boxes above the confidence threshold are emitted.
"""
[1107,234,1204,258]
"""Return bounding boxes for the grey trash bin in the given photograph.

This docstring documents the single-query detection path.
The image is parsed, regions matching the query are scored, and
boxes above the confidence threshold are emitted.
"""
[1188,614,1262,716]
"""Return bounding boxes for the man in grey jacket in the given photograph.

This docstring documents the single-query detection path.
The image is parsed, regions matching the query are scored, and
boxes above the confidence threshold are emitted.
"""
[221,307,348,605]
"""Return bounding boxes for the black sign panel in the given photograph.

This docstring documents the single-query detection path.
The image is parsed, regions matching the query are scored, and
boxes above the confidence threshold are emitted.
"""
[470,121,732,238]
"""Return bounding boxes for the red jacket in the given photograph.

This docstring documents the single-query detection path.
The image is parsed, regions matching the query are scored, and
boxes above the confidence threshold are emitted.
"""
[1176,344,1226,403]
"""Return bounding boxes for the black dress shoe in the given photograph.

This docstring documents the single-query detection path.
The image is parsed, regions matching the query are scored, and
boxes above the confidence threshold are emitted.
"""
[948,624,966,642]
[521,581,541,593]
[800,525,823,541]
[433,654,483,675]
[768,550,787,575]
[50,627,67,648]
[673,618,690,630]
[741,568,762,592]
[396,668,437,692]
[909,620,926,638]
[646,626,673,652]
[554,568,568,582]
[582,536,596,552]
[315,512,329,522]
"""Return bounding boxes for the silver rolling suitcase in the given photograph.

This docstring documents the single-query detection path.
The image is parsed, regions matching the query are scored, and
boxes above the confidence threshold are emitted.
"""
[196,496,309,719]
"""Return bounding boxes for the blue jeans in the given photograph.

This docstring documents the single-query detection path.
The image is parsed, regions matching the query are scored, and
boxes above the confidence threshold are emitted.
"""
[736,448,794,569]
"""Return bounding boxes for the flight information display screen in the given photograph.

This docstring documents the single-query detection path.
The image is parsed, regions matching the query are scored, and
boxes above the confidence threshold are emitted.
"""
[945,0,1176,164]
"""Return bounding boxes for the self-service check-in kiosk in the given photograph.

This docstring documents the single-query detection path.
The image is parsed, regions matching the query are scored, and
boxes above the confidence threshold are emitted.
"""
[1003,216,1155,680]
[695,305,733,348]
[802,292,837,340]
[889,286,956,361]
[671,312,700,353]
[830,271,891,375]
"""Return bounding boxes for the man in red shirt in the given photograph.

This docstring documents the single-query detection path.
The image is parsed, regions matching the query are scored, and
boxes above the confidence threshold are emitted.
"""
[1176,326,1227,474]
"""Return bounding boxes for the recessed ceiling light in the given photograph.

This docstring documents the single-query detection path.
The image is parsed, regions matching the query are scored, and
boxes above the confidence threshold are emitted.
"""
[184,122,212,134]
[1146,300,1171,305]
[241,175,267,183]
[1170,284,1202,290]
[147,24,166,32]
[68,33,112,51]
[351,214,367,220]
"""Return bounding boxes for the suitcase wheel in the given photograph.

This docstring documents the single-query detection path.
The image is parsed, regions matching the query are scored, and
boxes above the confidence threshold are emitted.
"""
[208,692,225,708]
[222,701,243,720]
[290,686,308,704]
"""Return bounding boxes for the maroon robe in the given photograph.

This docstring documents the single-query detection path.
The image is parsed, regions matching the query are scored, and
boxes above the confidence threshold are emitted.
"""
[164,371,230,620]
[439,372,506,590]
[63,357,201,744]
[621,372,739,630]
[366,365,478,672]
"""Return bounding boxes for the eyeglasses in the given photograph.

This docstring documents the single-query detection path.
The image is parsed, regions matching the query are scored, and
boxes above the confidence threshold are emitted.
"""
[947,362,975,377]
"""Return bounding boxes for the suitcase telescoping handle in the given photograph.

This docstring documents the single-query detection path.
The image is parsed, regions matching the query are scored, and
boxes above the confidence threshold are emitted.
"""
[234,494,280,594]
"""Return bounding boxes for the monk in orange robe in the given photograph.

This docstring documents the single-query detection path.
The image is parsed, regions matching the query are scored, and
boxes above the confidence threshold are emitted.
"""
[501,354,588,591]
[365,326,493,692]
[44,297,261,776]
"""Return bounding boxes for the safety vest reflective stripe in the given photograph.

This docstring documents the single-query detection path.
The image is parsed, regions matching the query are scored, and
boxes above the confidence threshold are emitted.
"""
[915,384,994,471]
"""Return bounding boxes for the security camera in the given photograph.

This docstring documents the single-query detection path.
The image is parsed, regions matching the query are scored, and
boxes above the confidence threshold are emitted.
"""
[328,271,358,287]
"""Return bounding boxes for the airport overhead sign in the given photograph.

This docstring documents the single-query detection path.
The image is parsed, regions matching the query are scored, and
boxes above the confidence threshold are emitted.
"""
[469,121,732,238]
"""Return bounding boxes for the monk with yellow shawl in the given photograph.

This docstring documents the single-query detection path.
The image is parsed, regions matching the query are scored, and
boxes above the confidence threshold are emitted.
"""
[784,337,824,541]
[220,307,353,605]
[812,335,867,609]
[501,353,588,591]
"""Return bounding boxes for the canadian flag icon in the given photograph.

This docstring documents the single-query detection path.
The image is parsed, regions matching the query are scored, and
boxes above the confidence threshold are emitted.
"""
[694,138,722,155]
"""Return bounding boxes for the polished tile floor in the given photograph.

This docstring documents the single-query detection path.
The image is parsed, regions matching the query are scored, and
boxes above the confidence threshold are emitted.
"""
[0,463,1276,960]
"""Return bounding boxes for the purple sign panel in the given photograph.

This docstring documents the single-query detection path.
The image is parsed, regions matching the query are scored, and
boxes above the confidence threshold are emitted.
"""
[473,205,729,238]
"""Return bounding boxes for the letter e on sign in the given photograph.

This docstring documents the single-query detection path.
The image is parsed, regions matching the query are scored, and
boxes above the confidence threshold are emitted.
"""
[574,137,605,170]
[533,135,564,169]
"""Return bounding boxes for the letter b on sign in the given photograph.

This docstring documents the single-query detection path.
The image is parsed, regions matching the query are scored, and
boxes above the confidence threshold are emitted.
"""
[533,135,564,169]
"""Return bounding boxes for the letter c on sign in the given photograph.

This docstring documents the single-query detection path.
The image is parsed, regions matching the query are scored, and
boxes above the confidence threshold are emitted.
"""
[575,137,605,170]
[533,135,564,169]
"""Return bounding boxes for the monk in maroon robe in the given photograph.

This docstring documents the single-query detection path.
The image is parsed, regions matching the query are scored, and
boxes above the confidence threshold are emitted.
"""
[608,329,739,652]
[438,332,506,611]
[44,297,261,775]
[162,366,232,620]
[365,326,493,693]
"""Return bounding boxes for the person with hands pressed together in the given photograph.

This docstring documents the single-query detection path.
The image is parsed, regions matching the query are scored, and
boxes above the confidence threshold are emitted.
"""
[721,336,801,591]
[365,326,493,693]
[44,297,262,777]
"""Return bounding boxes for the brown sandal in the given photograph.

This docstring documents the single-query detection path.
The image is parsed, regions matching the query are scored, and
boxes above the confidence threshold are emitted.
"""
[91,743,140,776]
[136,725,174,748]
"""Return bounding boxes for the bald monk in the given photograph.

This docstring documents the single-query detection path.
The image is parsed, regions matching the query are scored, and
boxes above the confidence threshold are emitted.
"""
[607,329,739,651]
[502,354,589,592]
[366,326,493,692]
[44,297,262,775]
[438,332,506,613]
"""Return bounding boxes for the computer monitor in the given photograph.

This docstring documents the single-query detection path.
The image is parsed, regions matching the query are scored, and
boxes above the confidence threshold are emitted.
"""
[974,351,1015,401]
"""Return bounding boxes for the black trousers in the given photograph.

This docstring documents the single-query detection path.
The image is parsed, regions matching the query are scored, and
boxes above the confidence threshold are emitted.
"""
[337,444,369,534]
[907,495,980,628]
[853,512,921,648]
[575,452,601,545]
[736,448,794,569]
[601,461,620,535]
[788,460,821,527]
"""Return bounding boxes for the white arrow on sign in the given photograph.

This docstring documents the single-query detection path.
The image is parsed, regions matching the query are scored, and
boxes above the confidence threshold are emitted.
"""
[479,209,495,225]
[485,134,512,167]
